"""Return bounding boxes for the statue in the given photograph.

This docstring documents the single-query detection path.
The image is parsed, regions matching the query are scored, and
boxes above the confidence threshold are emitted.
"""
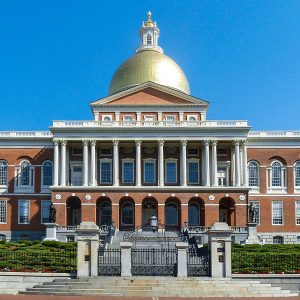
[248,203,258,223]
[49,202,56,223]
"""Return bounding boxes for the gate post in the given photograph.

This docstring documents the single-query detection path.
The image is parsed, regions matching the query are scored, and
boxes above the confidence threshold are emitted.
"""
[120,242,132,277]
[176,242,188,277]
[76,222,100,278]
[208,222,233,278]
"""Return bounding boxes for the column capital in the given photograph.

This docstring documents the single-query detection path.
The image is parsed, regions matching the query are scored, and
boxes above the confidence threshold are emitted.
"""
[53,139,60,146]
[90,140,97,147]
[240,139,248,146]
[233,140,241,146]
[180,139,187,147]
[158,139,164,147]
[112,139,119,147]
[211,139,218,146]
[135,139,142,146]
[203,139,210,146]
[61,140,67,146]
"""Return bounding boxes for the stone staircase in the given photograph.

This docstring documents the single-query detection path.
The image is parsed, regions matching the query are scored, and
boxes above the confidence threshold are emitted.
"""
[20,276,299,297]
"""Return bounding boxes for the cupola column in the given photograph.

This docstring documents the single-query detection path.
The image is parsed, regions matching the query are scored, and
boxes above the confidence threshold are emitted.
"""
[203,140,210,186]
[53,140,60,186]
[83,140,89,187]
[211,140,218,187]
[158,140,164,186]
[90,140,97,186]
[234,140,241,187]
[180,139,187,186]
[135,139,142,186]
[60,140,67,186]
[113,140,119,186]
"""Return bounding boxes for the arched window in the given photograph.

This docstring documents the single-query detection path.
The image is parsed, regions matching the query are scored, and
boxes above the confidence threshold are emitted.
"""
[271,161,283,187]
[248,161,259,187]
[100,201,112,225]
[20,161,30,186]
[146,33,152,45]
[0,161,8,185]
[273,236,284,244]
[188,202,200,225]
[295,161,300,188]
[121,202,134,225]
[42,161,53,186]
[166,202,178,226]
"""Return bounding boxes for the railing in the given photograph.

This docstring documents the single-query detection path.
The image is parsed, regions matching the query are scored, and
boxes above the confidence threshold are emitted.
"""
[248,131,300,138]
[52,120,249,128]
[0,131,52,138]
[232,252,300,274]
[0,249,77,273]
[185,226,248,234]
[98,248,121,276]
[57,226,77,232]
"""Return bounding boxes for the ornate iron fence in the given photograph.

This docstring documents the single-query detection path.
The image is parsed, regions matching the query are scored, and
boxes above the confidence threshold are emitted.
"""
[232,252,300,274]
[0,249,77,273]
[131,248,177,276]
[98,248,121,276]
[187,247,210,276]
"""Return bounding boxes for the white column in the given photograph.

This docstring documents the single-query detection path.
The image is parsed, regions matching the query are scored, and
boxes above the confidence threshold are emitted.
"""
[234,140,241,187]
[179,112,184,122]
[239,147,244,185]
[60,140,67,186]
[135,139,142,186]
[83,140,89,186]
[231,147,236,186]
[211,140,218,187]
[53,140,59,186]
[242,140,248,186]
[204,140,210,186]
[113,139,119,186]
[90,140,97,186]
[180,139,187,186]
[136,112,141,125]
[158,140,164,186]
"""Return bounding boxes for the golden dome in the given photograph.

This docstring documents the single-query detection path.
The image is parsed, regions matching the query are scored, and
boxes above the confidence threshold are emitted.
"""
[109,49,190,95]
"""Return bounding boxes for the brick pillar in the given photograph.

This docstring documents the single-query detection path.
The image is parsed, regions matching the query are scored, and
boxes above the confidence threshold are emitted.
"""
[158,204,165,225]
[205,204,219,226]
[181,204,188,226]
[135,204,142,228]
[235,204,247,226]
[287,166,294,194]
[54,204,66,226]
[81,204,96,223]
[112,204,119,229]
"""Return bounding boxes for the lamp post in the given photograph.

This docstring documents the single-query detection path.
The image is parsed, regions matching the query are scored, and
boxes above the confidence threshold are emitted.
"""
[149,214,158,233]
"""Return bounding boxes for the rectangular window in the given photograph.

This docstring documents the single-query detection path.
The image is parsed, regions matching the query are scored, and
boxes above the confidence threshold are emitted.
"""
[71,165,82,186]
[272,201,283,225]
[249,200,260,224]
[72,148,83,156]
[165,161,177,184]
[188,161,199,184]
[123,115,133,123]
[187,148,199,156]
[0,200,7,223]
[144,160,155,183]
[100,148,112,156]
[100,160,112,184]
[41,200,52,224]
[217,148,228,156]
[18,200,30,224]
[217,167,227,186]
[296,201,300,225]
[122,160,134,183]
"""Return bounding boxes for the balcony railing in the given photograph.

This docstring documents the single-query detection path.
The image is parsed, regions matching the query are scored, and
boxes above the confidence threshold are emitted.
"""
[185,226,248,234]
[52,120,249,128]
[249,131,300,138]
[0,131,53,138]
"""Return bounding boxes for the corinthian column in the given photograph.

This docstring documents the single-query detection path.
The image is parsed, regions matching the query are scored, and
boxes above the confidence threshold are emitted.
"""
[60,140,67,186]
[180,139,187,186]
[83,140,89,186]
[90,140,97,186]
[211,140,218,187]
[158,140,164,186]
[53,140,60,186]
[234,140,241,187]
[135,139,142,186]
[203,140,210,186]
[113,139,119,186]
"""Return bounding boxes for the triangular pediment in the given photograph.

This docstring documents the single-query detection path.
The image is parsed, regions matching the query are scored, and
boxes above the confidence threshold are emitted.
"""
[90,82,209,107]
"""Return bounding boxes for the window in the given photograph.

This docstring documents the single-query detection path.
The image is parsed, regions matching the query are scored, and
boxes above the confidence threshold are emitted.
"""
[271,161,283,187]
[217,167,227,186]
[121,202,134,225]
[166,202,178,226]
[217,148,228,156]
[268,160,286,192]
[123,115,133,123]
[272,201,283,225]
[0,161,8,185]
[165,115,175,123]
[165,160,177,184]
[122,160,134,184]
[66,235,75,242]
[248,161,259,188]
[188,202,200,225]
[72,148,83,156]
[0,200,7,223]
[144,160,155,184]
[273,236,284,244]
[71,164,82,186]
[18,200,30,224]
[15,161,34,192]
[187,148,199,156]
[295,161,300,188]
[187,115,197,122]
[0,234,6,242]
[100,148,112,156]
[297,236,300,244]
[41,200,52,223]
[296,201,300,225]
[20,161,30,185]
[249,200,260,223]
[144,115,155,125]
[99,201,112,225]
[146,33,152,45]
[100,160,112,184]
[187,160,199,184]
[42,161,53,187]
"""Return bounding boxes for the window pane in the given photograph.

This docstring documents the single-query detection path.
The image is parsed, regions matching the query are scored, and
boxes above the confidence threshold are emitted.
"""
[0,161,8,185]
[43,162,53,186]
[188,162,199,184]
[166,203,178,225]
[272,201,283,225]
[122,203,134,225]
[41,200,52,223]
[72,166,82,186]
[101,162,111,183]
[100,201,112,225]
[123,161,134,183]
[144,161,155,183]
[0,200,7,223]
[166,161,177,183]
[188,204,199,225]
[248,162,259,187]
[19,200,30,224]
[296,201,300,225]
[295,162,300,187]
[272,162,282,187]
[21,162,30,186]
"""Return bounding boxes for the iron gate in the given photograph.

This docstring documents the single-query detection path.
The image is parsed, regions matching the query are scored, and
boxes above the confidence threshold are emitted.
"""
[98,248,121,276]
[187,247,210,276]
[131,248,177,276]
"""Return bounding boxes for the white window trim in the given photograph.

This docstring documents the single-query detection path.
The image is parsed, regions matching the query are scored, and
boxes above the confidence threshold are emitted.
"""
[41,200,52,224]
[294,161,300,193]
[0,160,8,187]
[187,159,200,185]
[272,201,284,226]
[143,115,155,125]
[101,114,113,122]
[0,200,7,224]
[122,158,135,184]
[217,162,229,187]
[100,158,112,184]
[165,115,176,122]
[143,158,156,184]
[18,200,30,225]
[165,158,178,184]
[122,115,134,122]
[248,161,260,193]
[41,160,53,192]
[187,114,198,122]
[14,160,35,193]
[296,201,300,225]
[70,161,83,186]
[267,161,287,193]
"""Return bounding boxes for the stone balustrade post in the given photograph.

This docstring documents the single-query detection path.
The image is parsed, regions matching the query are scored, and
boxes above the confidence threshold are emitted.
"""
[120,242,132,277]
[176,242,188,277]
[43,223,58,241]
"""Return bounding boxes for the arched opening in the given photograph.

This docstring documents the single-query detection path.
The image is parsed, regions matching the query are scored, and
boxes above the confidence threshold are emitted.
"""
[188,198,205,226]
[66,197,81,226]
[119,198,135,231]
[165,198,181,230]
[219,198,235,226]
[142,197,158,230]
[96,197,112,226]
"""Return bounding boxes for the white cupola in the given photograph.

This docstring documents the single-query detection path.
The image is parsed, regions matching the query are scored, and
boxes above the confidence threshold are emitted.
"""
[136,11,163,54]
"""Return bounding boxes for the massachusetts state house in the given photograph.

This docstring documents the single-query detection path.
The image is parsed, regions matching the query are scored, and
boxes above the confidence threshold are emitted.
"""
[0,12,299,244]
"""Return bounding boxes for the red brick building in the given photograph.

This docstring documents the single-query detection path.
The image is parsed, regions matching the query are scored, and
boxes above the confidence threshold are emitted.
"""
[0,13,299,244]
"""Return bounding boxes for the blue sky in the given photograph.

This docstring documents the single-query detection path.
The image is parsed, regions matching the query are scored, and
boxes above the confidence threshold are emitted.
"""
[0,0,299,131]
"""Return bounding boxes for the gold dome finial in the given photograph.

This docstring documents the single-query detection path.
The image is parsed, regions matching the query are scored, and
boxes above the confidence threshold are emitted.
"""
[145,11,154,27]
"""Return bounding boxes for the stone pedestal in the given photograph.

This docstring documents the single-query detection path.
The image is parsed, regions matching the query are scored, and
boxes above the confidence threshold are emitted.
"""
[176,242,188,277]
[245,223,260,244]
[208,222,233,278]
[76,222,100,278]
[120,242,132,277]
[43,223,58,241]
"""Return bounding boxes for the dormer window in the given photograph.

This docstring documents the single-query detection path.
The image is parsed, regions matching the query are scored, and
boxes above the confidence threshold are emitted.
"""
[165,115,175,123]
[123,115,133,123]
[147,33,152,45]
